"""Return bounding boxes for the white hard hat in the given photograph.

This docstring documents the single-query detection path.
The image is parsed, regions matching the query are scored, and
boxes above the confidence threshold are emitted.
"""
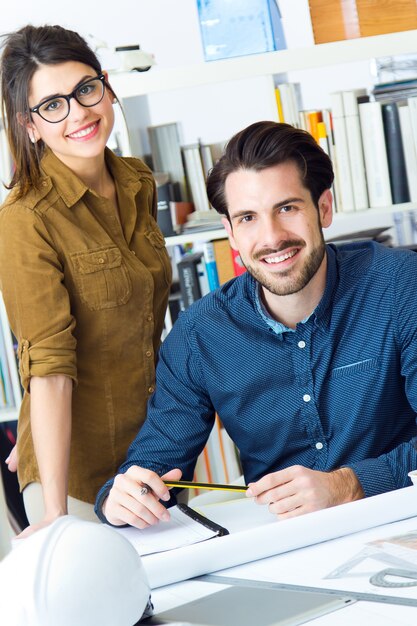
[0,515,151,626]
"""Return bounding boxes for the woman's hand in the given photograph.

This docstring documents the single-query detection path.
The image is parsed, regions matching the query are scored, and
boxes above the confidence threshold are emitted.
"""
[14,513,65,540]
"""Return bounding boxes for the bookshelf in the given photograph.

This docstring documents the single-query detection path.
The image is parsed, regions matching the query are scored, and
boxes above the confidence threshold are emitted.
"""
[164,202,417,247]
[109,28,417,247]
[109,30,417,98]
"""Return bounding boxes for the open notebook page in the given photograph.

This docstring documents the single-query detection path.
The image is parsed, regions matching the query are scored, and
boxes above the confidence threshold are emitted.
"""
[114,504,220,556]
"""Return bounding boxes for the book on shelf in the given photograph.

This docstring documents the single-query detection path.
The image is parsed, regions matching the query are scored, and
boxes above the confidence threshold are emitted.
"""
[358,101,392,208]
[231,249,246,277]
[177,252,204,309]
[212,239,236,285]
[341,90,369,211]
[154,172,177,237]
[182,143,211,213]
[202,242,220,291]
[147,122,188,202]
[398,104,417,203]
[329,91,355,213]
[199,142,214,180]
[195,415,241,487]
[274,82,302,128]
[381,101,410,205]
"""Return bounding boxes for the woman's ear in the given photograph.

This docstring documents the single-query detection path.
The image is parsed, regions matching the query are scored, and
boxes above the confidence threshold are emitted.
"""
[103,70,117,104]
[16,112,40,143]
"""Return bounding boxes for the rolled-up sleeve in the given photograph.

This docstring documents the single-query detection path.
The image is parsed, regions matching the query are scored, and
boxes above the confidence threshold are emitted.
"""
[0,204,77,392]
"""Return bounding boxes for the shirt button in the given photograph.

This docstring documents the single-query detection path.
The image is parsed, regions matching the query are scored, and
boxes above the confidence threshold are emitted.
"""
[147,315,153,322]
[148,386,155,394]
[145,350,152,357]
[303,394,311,403]
[131,250,136,255]
[315,442,324,450]
[298,340,306,349]
[98,258,105,264]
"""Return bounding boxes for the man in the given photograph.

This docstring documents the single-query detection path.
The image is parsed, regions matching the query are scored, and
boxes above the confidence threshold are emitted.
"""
[95,121,417,528]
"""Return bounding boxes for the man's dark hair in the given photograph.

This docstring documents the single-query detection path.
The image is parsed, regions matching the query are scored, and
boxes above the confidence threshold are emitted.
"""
[207,121,334,218]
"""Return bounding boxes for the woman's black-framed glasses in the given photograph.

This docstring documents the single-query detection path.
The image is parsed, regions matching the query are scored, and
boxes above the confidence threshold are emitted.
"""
[29,74,107,124]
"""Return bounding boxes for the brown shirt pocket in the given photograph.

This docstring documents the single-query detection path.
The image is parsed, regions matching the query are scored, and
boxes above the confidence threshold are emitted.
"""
[71,246,132,311]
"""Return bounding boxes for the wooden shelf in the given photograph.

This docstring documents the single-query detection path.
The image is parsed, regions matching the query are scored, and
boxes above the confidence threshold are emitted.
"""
[109,30,417,99]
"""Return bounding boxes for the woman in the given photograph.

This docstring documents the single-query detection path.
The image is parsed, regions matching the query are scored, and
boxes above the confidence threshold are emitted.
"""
[0,24,174,534]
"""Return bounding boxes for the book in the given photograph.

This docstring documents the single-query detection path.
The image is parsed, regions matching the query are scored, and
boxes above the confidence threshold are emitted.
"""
[381,101,410,205]
[182,143,211,213]
[153,172,176,237]
[147,123,188,202]
[358,101,392,208]
[199,142,214,180]
[114,503,228,556]
[398,104,417,203]
[212,239,235,285]
[177,252,204,308]
[196,255,210,297]
[231,248,246,276]
[330,92,355,212]
[275,82,302,127]
[342,90,369,211]
[202,242,220,291]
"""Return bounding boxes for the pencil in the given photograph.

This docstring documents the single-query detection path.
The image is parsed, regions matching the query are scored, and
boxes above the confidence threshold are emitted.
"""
[163,480,248,493]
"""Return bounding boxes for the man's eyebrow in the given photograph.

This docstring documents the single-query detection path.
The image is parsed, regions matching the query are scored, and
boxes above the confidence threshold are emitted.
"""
[230,197,305,220]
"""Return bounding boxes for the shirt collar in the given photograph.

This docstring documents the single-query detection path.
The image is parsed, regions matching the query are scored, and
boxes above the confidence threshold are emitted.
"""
[39,147,142,208]
[253,244,338,335]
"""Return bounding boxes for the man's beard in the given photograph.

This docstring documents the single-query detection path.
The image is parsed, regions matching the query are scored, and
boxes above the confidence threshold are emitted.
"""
[243,235,326,297]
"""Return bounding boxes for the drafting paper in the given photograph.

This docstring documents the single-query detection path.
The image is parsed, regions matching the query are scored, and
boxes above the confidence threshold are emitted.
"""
[143,487,417,588]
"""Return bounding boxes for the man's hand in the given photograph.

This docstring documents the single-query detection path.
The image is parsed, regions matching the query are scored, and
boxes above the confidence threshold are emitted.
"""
[103,467,182,528]
[246,466,364,519]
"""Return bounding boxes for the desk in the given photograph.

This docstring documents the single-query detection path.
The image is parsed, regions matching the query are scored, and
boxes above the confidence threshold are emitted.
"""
[142,490,417,625]
[149,546,417,625]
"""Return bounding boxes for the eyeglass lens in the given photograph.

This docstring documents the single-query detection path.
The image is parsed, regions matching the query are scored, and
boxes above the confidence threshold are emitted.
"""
[37,77,105,122]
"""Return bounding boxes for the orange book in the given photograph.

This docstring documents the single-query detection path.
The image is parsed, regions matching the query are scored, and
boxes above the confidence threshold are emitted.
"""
[212,239,235,285]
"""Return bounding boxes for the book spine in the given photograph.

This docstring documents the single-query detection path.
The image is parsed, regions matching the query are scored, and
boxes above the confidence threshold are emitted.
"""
[203,242,220,290]
[398,105,417,203]
[330,92,355,213]
[342,90,369,211]
[177,254,203,309]
[148,123,188,202]
[212,239,235,285]
[182,144,211,213]
[382,102,410,205]
[231,249,246,276]
[358,101,392,208]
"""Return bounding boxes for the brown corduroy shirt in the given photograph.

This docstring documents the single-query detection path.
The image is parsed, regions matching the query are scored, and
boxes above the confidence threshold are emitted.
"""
[0,148,171,503]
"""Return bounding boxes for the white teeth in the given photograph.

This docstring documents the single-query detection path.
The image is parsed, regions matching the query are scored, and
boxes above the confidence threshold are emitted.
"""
[69,123,96,138]
[264,249,297,264]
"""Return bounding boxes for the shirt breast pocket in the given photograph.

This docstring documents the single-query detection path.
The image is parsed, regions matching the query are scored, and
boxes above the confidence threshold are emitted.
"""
[329,357,380,380]
[71,246,132,311]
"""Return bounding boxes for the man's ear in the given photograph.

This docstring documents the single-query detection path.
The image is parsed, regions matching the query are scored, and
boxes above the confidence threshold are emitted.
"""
[318,189,333,230]
[221,215,238,251]
[16,112,40,143]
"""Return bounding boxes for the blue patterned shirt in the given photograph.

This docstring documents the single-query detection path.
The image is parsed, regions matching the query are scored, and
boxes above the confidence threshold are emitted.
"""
[96,242,417,518]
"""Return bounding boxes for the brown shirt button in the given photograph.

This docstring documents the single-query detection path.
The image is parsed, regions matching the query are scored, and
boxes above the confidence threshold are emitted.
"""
[147,315,153,322]
[145,350,152,357]
[148,386,155,394]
